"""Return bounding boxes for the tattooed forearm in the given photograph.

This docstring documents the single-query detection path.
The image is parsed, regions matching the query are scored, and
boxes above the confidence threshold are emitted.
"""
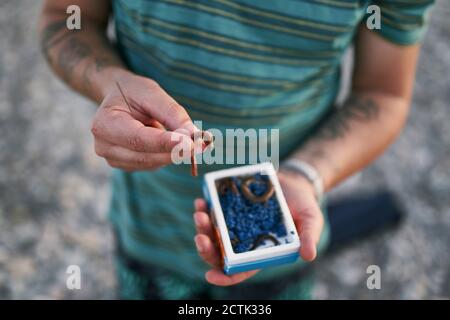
[40,17,122,99]
[57,36,92,82]
[40,20,73,63]
[40,19,91,82]
[289,94,383,190]
[41,21,111,79]
[315,95,380,140]
[39,4,127,103]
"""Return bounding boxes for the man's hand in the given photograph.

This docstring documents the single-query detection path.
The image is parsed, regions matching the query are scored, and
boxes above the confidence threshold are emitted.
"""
[278,169,324,261]
[39,1,198,171]
[91,72,197,171]
[193,170,324,286]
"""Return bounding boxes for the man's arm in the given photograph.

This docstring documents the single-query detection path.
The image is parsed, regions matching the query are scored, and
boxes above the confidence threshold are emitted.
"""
[39,0,199,172]
[289,25,420,191]
[39,0,127,103]
[192,26,422,286]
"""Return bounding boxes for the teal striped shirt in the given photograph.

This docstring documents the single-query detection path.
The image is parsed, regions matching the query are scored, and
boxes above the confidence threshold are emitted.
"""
[109,0,434,280]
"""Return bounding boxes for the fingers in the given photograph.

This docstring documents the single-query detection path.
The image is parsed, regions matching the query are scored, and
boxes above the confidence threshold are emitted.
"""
[193,209,220,268]
[147,119,165,130]
[195,231,259,286]
[95,140,173,170]
[143,83,198,135]
[280,173,324,262]
[205,269,259,286]
[194,198,208,212]
[92,110,190,153]
[194,234,222,268]
[193,211,214,239]
[299,232,317,262]
[194,230,259,286]
[292,200,324,262]
[105,154,171,171]
[192,197,259,286]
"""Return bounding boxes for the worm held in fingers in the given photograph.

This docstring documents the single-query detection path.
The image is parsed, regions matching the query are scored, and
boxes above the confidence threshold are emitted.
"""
[189,130,214,177]
[115,80,205,176]
[201,130,214,151]
[191,153,198,177]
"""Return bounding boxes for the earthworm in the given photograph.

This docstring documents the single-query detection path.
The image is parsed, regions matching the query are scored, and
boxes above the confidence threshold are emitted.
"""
[220,176,279,252]
[249,234,280,250]
[190,153,198,177]
[216,177,239,195]
[116,81,215,177]
[190,131,214,177]
[200,130,214,151]
[230,237,239,246]
[241,176,274,203]
[230,234,280,252]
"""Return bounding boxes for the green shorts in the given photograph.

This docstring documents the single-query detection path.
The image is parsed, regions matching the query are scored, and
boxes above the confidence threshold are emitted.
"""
[114,235,315,300]
[113,202,329,300]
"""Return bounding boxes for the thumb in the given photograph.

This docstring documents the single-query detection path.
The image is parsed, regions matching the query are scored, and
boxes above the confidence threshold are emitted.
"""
[145,85,199,135]
[292,199,324,262]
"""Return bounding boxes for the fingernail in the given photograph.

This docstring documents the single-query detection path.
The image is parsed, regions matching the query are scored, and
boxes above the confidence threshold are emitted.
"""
[194,236,205,253]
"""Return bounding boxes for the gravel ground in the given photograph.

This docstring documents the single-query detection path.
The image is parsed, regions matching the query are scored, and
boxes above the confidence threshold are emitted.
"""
[0,0,449,299]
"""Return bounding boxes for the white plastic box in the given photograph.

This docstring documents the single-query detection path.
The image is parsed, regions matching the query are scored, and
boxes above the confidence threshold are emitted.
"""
[202,162,301,275]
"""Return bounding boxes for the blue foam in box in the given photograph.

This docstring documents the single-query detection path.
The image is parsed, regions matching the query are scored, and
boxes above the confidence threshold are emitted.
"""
[202,163,300,275]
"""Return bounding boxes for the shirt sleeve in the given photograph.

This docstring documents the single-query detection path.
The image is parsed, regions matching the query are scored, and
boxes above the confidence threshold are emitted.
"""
[365,0,436,45]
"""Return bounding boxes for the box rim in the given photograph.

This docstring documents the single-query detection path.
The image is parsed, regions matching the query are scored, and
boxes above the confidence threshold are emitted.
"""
[204,162,300,265]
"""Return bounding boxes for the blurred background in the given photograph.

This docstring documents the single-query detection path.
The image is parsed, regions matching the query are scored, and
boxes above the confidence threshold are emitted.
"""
[0,0,449,299]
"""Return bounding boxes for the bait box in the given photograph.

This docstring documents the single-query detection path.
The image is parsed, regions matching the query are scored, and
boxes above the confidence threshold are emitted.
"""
[202,163,300,275]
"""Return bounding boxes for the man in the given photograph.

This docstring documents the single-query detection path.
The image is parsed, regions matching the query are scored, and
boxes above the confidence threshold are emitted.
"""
[39,0,434,299]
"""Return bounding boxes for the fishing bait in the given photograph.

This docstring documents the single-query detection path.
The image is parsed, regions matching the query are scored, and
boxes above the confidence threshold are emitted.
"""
[241,176,274,203]
[115,81,213,176]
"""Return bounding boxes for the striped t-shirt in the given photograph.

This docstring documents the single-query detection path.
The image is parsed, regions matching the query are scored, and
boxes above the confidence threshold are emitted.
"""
[109,0,434,281]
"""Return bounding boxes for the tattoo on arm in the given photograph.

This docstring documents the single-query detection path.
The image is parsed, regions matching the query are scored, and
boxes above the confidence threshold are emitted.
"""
[40,19,91,82]
[296,95,380,182]
[316,95,380,140]
[40,19,118,92]
[57,36,92,82]
[40,20,72,63]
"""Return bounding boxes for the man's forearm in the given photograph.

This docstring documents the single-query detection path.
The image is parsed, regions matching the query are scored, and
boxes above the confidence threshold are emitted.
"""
[39,14,128,103]
[290,91,410,192]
